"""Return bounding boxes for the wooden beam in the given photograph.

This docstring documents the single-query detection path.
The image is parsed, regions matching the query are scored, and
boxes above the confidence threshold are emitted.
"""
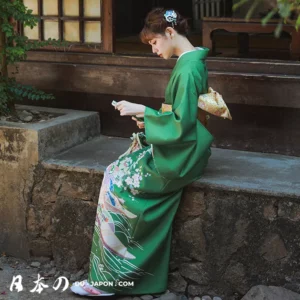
[12,61,300,108]
[13,62,169,98]
[25,52,300,76]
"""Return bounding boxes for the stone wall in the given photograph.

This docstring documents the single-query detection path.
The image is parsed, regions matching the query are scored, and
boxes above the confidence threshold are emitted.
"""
[171,187,300,298]
[27,164,300,299]
[0,127,39,259]
[0,107,100,259]
[27,164,101,265]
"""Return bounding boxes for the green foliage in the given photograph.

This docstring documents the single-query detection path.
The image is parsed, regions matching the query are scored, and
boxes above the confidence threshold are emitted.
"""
[0,77,55,115]
[0,0,64,116]
[233,0,300,37]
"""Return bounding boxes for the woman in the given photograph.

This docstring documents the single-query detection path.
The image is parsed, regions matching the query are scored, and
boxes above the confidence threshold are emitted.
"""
[71,7,213,297]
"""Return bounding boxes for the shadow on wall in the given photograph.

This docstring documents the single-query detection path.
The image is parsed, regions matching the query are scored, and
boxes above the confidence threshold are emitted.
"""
[18,91,300,157]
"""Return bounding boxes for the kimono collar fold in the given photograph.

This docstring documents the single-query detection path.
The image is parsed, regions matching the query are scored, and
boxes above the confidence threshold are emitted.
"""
[178,47,209,61]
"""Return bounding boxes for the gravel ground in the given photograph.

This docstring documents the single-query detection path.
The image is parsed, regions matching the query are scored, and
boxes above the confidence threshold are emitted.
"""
[0,256,190,300]
[0,256,87,300]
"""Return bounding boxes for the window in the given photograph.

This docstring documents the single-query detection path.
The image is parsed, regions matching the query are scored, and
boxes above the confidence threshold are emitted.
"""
[22,0,113,52]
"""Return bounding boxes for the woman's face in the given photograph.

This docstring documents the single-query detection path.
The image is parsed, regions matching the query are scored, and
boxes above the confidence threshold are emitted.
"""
[149,33,173,59]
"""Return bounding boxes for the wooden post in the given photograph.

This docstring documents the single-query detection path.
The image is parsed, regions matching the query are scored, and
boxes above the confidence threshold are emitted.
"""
[237,32,249,54]
[290,30,300,60]
[102,0,114,53]
[202,21,213,55]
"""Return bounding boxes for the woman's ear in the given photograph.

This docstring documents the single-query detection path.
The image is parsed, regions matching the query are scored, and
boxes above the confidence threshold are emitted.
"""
[165,27,175,38]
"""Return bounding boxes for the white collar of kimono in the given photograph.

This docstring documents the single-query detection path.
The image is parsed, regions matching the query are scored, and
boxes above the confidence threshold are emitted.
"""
[177,47,204,61]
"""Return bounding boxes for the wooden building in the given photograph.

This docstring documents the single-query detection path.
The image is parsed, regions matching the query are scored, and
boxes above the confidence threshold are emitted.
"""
[18,0,300,156]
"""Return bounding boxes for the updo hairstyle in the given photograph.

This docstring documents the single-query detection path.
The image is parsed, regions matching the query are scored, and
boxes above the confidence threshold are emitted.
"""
[140,8,190,44]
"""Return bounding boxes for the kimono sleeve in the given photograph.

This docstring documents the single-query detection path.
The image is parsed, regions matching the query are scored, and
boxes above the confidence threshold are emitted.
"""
[144,68,212,180]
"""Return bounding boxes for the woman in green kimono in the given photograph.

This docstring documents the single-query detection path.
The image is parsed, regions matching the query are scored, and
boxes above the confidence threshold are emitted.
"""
[71,7,213,297]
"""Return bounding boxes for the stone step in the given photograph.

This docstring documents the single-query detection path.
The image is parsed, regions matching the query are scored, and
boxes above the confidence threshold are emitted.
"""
[43,135,300,198]
[12,105,101,159]
[29,135,300,299]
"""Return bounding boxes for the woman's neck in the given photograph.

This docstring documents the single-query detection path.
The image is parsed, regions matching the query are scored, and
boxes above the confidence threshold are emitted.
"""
[173,35,196,57]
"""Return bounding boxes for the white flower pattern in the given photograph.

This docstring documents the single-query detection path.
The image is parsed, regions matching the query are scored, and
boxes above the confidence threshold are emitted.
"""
[108,143,152,196]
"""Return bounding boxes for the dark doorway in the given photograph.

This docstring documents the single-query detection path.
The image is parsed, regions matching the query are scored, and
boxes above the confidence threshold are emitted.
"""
[115,0,194,54]
[115,0,194,37]
[114,0,291,60]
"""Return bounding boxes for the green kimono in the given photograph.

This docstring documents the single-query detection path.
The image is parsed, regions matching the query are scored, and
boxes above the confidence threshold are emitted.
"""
[88,48,214,295]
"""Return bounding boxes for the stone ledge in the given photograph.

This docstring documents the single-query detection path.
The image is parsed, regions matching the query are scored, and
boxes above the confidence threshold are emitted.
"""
[43,135,300,199]
[29,135,300,298]
[0,106,101,259]
[0,104,101,160]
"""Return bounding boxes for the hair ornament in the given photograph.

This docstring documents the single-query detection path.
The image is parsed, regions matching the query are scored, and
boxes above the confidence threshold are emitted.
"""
[164,10,177,27]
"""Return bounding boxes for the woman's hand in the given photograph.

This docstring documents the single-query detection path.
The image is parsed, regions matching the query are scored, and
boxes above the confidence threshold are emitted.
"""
[132,117,145,129]
[115,101,146,117]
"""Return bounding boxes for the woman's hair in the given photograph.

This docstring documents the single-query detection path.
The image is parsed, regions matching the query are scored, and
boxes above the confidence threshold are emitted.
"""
[140,8,189,44]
